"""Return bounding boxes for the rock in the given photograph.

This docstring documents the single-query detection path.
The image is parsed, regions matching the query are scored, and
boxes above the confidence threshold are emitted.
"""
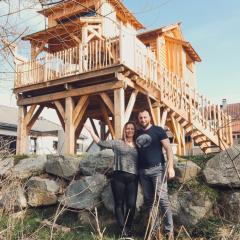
[61,174,106,210]
[220,191,240,223]
[79,149,114,176]
[174,160,201,183]
[45,155,81,180]
[170,191,213,226]
[0,185,27,210]
[11,155,47,179]
[0,157,14,177]
[26,176,60,207]
[78,210,95,225]
[203,146,240,188]
[101,182,144,213]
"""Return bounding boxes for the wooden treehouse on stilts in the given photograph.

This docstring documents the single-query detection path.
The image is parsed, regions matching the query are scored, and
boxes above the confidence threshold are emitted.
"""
[14,0,233,156]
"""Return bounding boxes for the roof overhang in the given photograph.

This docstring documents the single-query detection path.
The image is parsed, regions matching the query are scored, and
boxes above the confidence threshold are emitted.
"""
[165,36,201,62]
[38,0,144,30]
[137,23,181,40]
[22,18,86,43]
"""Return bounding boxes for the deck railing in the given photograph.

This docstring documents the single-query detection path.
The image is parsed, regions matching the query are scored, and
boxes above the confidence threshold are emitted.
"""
[15,38,120,88]
[122,34,232,146]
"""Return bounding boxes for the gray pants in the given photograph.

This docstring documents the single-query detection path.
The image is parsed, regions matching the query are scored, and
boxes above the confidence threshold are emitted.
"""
[139,165,173,233]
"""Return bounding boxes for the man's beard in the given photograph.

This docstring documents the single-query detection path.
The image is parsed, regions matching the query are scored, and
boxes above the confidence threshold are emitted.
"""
[141,121,150,129]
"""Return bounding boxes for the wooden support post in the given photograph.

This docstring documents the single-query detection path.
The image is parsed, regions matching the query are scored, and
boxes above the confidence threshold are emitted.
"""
[152,102,161,126]
[217,105,223,149]
[114,88,125,139]
[64,97,75,155]
[171,114,182,155]
[228,115,233,146]
[160,108,168,128]
[16,106,28,154]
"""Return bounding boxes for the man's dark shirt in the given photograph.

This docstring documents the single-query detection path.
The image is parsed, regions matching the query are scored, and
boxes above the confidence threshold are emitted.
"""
[136,125,168,169]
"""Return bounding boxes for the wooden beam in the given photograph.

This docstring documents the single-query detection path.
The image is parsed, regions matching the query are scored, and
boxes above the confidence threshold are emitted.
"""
[114,88,125,139]
[32,41,46,60]
[64,97,75,155]
[27,105,44,134]
[171,115,182,155]
[160,108,168,128]
[17,81,124,106]
[54,107,65,130]
[75,115,88,140]
[89,117,99,137]
[74,99,89,130]
[100,101,115,139]
[147,96,157,125]
[99,92,114,114]
[54,101,65,121]
[73,96,89,124]
[69,33,81,44]
[152,102,161,126]
[125,89,138,123]
[14,65,124,95]
[24,105,37,126]
[16,106,28,154]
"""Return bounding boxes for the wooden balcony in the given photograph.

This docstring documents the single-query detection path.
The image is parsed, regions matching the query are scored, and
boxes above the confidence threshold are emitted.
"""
[14,34,233,154]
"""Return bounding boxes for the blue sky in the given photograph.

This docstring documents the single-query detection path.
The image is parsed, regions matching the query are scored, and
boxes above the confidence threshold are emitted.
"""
[0,0,239,108]
[125,0,240,104]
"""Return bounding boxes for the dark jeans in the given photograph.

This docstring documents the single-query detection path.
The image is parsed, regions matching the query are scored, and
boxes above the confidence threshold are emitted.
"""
[111,171,138,231]
[139,165,173,233]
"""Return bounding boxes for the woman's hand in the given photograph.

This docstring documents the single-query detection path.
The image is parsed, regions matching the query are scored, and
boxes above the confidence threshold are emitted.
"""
[84,123,100,144]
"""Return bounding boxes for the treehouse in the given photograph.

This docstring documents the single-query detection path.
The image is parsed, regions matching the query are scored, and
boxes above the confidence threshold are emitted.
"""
[14,0,233,155]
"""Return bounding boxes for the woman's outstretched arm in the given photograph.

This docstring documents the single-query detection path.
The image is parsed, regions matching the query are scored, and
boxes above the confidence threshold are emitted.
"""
[84,123,100,144]
[84,123,115,149]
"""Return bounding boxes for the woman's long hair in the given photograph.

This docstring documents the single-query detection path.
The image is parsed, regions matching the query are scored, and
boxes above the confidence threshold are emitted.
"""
[122,121,137,143]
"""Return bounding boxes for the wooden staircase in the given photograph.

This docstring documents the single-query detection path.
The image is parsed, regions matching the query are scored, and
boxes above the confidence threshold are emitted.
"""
[158,68,232,154]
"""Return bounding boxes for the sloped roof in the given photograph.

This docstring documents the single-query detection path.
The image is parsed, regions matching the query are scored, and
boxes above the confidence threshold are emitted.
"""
[232,119,240,134]
[226,103,240,120]
[0,105,87,138]
[138,23,183,39]
[38,0,144,30]
[137,23,201,62]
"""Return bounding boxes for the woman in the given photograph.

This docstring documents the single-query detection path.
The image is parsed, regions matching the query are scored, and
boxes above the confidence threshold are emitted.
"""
[84,121,138,237]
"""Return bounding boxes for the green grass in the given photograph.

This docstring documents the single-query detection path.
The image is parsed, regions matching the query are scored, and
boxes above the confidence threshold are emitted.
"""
[184,153,216,169]
[0,206,137,240]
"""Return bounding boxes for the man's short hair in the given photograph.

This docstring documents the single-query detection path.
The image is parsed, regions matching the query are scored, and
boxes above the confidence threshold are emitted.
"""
[138,109,150,116]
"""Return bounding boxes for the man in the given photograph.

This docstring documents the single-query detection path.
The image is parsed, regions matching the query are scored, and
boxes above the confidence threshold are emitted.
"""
[136,110,175,240]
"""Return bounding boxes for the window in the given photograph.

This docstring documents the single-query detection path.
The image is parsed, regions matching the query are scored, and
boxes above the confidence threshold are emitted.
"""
[57,7,96,24]
[53,141,58,150]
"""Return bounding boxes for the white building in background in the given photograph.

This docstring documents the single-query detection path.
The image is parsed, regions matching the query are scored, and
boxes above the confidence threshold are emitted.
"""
[0,105,88,155]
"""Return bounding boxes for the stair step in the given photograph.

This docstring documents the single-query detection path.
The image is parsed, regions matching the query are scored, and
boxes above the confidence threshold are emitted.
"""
[192,134,205,138]
[197,140,212,145]
[202,145,218,150]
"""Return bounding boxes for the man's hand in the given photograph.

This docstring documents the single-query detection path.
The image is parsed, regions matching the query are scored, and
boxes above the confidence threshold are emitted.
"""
[167,167,175,179]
